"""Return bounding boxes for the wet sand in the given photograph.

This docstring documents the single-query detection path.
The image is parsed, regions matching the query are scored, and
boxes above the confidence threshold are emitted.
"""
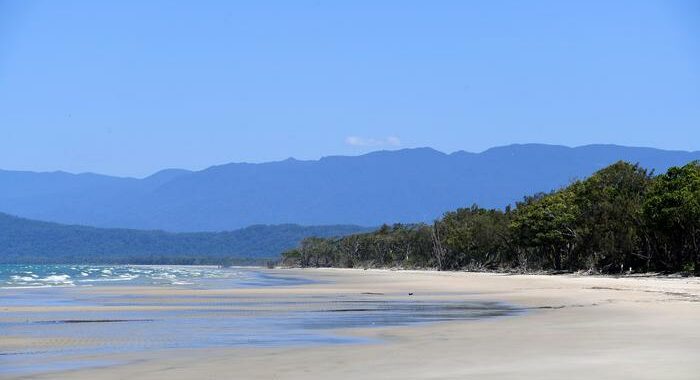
[2,269,700,379]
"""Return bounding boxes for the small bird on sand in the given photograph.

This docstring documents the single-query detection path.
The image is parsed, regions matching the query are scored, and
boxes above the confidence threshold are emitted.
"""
[408,292,414,296]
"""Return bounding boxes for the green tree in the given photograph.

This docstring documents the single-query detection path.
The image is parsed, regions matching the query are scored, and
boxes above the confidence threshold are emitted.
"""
[284,161,700,276]
[644,162,700,273]
[510,190,579,270]
[440,205,511,269]
[572,162,652,272]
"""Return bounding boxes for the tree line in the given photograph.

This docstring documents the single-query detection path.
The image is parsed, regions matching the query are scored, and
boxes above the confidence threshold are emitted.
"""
[282,161,700,275]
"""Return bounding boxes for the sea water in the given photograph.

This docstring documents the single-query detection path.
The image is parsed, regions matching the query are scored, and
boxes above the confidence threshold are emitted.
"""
[0,265,523,376]
[0,264,308,289]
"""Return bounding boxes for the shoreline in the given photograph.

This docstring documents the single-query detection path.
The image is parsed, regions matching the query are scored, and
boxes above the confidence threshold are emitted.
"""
[278,264,700,278]
[2,268,700,379]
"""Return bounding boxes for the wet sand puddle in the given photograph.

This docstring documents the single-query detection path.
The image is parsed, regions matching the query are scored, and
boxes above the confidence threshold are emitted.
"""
[0,269,523,376]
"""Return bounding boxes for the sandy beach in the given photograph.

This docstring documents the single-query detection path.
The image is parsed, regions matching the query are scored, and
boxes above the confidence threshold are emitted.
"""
[3,268,700,380]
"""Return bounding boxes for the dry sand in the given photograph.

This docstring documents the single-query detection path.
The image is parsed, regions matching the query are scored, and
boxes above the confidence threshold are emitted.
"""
[3,268,700,379]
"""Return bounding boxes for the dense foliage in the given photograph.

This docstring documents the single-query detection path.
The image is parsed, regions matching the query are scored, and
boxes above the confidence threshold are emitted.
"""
[283,161,700,275]
[0,214,369,264]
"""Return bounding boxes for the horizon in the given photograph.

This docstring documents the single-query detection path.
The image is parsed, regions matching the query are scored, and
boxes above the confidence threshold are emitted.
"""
[2,1,699,176]
[3,142,700,178]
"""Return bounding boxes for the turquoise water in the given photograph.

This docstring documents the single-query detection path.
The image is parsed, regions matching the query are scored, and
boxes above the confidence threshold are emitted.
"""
[0,264,309,289]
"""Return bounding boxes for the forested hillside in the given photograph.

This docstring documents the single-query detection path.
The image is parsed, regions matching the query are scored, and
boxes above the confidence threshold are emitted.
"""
[283,161,700,275]
[0,213,369,264]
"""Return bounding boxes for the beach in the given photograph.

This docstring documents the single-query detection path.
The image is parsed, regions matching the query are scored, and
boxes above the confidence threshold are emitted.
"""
[2,268,700,379]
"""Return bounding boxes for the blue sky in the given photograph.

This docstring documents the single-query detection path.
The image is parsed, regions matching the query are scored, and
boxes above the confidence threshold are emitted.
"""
[1,0,698,177]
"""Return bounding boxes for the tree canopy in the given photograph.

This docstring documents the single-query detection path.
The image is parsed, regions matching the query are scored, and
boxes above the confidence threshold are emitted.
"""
[283,161,700,275]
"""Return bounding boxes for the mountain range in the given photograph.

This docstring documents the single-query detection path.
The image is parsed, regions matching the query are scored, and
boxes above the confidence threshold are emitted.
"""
[1,144,699,232]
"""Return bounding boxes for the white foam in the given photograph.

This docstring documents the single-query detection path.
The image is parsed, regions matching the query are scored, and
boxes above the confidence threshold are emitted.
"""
[10,276,35,282]
[35,275,74,286]
[1,284,54,289]
[80,278,130,282]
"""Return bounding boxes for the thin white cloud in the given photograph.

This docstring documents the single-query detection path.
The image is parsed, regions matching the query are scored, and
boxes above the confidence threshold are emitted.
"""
[385,136,401,146]
[345,136,402,147]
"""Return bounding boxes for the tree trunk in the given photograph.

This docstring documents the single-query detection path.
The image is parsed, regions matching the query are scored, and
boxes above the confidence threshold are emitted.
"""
[431,223,446,271]
[692,228,700,276]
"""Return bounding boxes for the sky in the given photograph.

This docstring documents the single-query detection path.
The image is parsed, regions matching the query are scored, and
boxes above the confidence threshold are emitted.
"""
[0,0,698,177]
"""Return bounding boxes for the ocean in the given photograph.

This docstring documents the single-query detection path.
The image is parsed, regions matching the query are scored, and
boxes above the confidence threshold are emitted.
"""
[0,265,523,376]
[0,264,309,289]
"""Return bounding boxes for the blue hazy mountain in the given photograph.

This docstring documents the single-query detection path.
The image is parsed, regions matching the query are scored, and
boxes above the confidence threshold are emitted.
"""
[1,144,699,232]
[0,212,369,263]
